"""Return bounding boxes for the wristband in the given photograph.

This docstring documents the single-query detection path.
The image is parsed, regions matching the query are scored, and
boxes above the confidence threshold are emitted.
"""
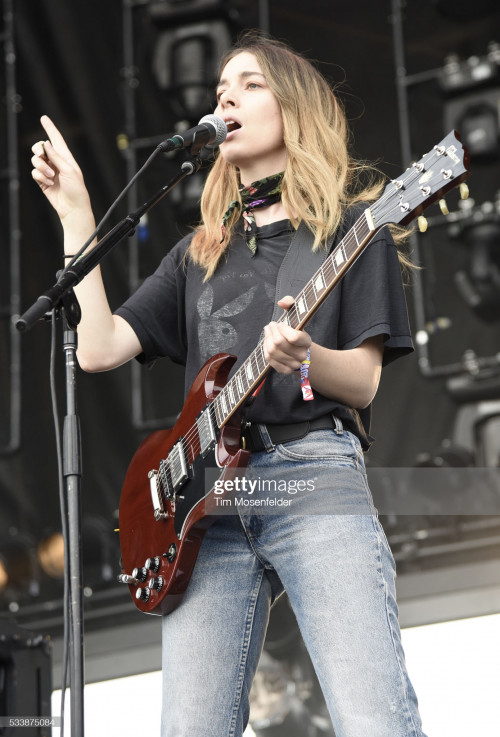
[300,348,313,401]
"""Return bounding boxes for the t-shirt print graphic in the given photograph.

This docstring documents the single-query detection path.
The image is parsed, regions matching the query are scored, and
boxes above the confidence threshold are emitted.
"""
[197,283,259,362]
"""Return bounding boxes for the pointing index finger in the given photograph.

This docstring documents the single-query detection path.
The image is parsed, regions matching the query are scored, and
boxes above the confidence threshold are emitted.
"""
[40,115,75,161]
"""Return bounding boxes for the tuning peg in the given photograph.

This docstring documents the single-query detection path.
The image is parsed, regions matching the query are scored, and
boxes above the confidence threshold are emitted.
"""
[418,216,428,233]
[438,199,449,216]
[459,182,469,200]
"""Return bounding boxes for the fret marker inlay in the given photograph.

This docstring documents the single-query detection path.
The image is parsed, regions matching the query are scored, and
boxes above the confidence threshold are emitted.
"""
[314,273,325,292]
[297,296,306,314]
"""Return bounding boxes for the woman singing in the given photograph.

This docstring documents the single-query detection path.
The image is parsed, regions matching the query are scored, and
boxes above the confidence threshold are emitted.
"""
[31,31,427,737]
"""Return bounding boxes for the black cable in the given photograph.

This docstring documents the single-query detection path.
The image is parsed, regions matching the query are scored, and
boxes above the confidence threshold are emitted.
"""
[50,310,69,737]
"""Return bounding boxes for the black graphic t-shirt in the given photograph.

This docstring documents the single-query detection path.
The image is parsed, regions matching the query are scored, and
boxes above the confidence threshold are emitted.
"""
[115,213,413,449]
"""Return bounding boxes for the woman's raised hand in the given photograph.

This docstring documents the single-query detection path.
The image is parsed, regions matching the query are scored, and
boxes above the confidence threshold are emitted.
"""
[31,115,92,223]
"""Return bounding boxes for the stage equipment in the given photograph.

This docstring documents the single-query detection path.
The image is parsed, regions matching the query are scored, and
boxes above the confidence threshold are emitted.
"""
[453,213,500,321]
[440,43,500,159]
[449,394,500,466]
[444,88,500,159]
[439,46,500,94]
[391,1,500,380]
[0,620,52,737]
[0,531,39,605]
[148,1,233,120]
[146,3,233,223]
[151,20,232,120]
[37,533,65,579]
[0,0,22,456]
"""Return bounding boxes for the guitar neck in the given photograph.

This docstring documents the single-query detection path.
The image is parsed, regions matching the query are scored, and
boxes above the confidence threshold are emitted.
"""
[213,208,377,428]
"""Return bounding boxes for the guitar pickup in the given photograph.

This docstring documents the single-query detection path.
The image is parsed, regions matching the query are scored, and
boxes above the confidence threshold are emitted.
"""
[196,407,217,457]
[167,440,189,492]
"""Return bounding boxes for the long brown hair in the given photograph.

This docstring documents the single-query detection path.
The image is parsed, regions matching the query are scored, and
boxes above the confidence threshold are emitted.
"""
[189,31,407,280]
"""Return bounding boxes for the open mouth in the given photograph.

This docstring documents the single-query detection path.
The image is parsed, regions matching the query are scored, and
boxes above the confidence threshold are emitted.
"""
[226,120,241,133]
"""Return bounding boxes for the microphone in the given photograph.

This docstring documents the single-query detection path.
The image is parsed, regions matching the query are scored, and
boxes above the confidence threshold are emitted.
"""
[159,114,227,153]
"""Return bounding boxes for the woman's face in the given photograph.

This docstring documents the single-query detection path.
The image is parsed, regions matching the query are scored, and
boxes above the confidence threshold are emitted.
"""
[214,51,287,184]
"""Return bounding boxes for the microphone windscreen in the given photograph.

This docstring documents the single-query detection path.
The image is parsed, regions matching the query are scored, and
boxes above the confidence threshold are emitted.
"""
[199,114,228,146]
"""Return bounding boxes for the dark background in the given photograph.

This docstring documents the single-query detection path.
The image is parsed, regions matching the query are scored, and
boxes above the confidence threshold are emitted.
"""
[1,0,500,631]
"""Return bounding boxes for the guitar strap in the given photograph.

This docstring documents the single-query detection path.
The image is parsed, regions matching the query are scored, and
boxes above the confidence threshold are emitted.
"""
[263,213,370,446]
[269,220,336,323]
[251,219,336,406]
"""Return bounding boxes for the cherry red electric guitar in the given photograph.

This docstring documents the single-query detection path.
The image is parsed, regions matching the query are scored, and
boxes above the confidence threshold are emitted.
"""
[118,130,470,615]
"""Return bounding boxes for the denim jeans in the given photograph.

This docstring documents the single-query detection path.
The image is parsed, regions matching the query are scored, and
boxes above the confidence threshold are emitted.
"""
[161,425,428,737]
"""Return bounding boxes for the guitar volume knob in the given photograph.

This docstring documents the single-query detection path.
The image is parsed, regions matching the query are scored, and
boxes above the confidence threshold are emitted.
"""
[145,556,161,574]
[148,576,164,592]
[132,566,148,582]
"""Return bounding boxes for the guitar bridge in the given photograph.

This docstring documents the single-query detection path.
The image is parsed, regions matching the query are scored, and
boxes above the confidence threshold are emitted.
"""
[148,469,168,520]
[148,439,190,520]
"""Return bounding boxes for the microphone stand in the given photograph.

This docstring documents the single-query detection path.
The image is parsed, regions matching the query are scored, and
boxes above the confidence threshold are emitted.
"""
[59,287,84,737]
[16,151,202,737]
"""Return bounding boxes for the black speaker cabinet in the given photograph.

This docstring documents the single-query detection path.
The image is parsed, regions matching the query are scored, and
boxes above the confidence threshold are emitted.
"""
[0,620,52,737]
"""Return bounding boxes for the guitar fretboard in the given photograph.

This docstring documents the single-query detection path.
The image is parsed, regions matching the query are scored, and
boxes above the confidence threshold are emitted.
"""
[212,208,376,428]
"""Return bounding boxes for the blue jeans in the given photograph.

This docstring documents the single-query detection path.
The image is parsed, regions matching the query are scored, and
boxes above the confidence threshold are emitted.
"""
[161,425,428,737]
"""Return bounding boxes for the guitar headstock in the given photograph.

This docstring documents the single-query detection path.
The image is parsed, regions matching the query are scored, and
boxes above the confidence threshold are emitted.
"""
[372,130,471,230]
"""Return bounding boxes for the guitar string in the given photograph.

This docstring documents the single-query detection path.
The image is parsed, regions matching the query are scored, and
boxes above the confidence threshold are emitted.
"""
[162,142,460,486]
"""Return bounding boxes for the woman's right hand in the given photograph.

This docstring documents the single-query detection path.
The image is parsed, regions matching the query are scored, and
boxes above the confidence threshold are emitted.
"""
[31,115,93,224]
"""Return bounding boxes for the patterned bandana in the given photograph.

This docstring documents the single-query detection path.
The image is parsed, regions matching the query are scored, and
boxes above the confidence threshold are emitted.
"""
[221,172,284,256]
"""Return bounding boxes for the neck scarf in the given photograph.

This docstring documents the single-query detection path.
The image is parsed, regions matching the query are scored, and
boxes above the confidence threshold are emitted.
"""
[221,172,284,256]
